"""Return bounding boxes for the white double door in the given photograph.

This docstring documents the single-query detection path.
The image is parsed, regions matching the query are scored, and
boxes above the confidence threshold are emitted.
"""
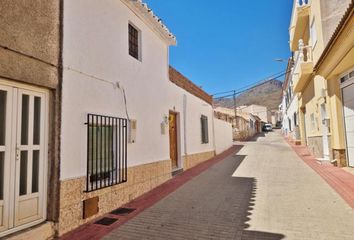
[0,82,47,236]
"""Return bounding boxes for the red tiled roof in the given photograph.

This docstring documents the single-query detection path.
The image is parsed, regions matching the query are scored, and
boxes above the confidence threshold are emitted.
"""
[169,66,213,105]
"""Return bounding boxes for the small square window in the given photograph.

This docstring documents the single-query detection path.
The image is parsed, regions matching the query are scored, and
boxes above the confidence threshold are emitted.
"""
[129,24,140,60]
[349,71,354,78]
[201,115,209,144]
[86,114,128,192]
[341,75,349,84]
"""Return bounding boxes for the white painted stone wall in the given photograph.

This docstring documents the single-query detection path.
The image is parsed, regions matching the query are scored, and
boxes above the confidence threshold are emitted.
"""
[282,93,299,139]
[241,105,271,123]
[60,0,216,180]
[214,119,233,154]
[281,94,288,133]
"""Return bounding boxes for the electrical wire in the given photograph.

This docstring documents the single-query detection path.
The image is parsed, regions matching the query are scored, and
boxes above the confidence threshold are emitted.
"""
[1,41,131,122]
[122,88,130,121]
[64,66,131,121]
[213,70,289,100]
[212,70,288,96]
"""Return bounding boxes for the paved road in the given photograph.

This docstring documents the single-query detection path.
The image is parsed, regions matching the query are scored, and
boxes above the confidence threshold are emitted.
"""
[104,131,354,240]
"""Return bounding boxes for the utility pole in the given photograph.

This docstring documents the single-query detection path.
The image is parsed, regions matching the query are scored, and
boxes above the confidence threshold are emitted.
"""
[233,90,237,128]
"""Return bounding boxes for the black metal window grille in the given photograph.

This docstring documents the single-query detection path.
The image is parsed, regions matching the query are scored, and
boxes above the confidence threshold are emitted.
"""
[129,24,139,60]
[201,115,209,144]
[86,114,127,192]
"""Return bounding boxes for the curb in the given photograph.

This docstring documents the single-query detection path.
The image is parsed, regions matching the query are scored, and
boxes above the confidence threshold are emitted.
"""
[283,136,354,209]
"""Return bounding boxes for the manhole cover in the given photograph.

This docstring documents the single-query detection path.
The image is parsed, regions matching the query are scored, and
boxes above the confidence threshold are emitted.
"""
[111,207,136,216]
[94,217,118,226]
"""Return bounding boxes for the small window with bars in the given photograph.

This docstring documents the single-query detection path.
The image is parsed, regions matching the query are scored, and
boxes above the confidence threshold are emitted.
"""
[129,23,140,60]
[201,115,209,144]
[340,70,354,84]
[86,114,128,192]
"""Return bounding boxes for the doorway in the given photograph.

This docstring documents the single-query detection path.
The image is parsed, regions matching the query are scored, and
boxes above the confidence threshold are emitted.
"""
[342,81,354,167]
[0,82,47,237]
[320,103,330,160]
[169,111,178,170]
[301,107,307,145]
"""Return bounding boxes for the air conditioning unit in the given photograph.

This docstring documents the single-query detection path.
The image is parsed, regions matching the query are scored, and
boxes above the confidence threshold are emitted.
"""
[128,119,137,143]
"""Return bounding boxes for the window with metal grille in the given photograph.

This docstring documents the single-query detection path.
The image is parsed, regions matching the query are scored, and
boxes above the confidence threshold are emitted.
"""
[201,115,209,144]
[86,114,128,192]
[129,24,140,60]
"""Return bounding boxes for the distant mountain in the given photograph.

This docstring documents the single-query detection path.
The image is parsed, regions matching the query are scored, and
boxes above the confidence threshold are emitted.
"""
[214,80,283,110]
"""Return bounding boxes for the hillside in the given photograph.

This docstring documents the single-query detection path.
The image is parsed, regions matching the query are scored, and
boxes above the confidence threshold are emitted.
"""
[214,80,283,110]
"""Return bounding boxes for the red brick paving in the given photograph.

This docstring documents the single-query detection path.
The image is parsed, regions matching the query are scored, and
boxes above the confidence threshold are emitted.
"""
[59,145,241,240]
[285,137,354,209]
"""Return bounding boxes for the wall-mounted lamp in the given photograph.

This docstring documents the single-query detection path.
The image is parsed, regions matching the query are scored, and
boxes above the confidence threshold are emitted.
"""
[161,115,169,135]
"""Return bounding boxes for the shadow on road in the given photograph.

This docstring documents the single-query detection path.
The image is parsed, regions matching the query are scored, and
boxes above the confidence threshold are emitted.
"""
[99,146,286,240]
[228,153,285,239]
[243,132,267,142]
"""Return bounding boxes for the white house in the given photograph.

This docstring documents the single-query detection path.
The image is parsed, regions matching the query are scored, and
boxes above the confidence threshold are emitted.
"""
[58,0,233,236]
[281,58,300,142]
[239,104,271,124]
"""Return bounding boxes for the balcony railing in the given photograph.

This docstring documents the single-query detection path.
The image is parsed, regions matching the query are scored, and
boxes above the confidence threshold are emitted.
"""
[296,0,310,7]
[289,0,311,51]
[298,39,312,63]
[293,39,313,93]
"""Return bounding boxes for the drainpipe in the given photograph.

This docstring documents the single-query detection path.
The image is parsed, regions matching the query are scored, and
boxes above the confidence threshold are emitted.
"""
[211,103,216,154]
[183,94,187,156]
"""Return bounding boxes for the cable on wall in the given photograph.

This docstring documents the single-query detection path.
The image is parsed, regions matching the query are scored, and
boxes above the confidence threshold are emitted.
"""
[64,66,131,121]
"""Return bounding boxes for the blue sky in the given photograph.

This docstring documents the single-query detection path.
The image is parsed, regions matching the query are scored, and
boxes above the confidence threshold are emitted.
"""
[145,0,293,95]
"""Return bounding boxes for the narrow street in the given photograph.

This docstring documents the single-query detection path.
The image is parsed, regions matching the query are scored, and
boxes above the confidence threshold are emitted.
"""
[102,131,354,240]
[2,1,354,239]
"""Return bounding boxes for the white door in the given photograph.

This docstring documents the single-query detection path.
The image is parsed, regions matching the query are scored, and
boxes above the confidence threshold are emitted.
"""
[320,104,330,160]
[0,83,47,237]
[0,85,13,233]
[343,83,354,167]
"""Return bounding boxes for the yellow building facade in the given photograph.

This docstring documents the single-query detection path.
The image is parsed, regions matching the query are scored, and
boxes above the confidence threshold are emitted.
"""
[289,0,353,166]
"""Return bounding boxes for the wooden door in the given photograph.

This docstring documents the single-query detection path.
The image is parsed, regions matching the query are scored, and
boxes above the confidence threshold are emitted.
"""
[169,112,178,169]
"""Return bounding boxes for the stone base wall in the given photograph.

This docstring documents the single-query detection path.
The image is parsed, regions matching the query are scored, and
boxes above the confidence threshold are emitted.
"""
[234,130,249,141]
[5,222,54,240]
[333,149,347,167]
[183,151,215,170]
[307,136,332,160]
[58,160,172,236]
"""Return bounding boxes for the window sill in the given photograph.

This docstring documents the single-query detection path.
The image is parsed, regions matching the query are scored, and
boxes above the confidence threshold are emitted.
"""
[129,54,142,62]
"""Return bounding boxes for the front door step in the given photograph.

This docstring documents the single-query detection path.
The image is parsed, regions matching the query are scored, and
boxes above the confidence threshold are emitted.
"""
[172,168,184,176]
[316,158,332,165]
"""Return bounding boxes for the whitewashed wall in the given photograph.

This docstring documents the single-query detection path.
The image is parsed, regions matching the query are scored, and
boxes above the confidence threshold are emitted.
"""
[241,105,270,123]
[214,119,233,154]
[283,94,299,138]
[61,0,215,180]
[281,94,288,134]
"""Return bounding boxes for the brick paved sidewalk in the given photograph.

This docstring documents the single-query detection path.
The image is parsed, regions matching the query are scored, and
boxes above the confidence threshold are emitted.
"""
[285,137,354,209]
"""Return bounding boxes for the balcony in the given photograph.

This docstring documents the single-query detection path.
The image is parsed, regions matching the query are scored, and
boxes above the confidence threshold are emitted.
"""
[289,0,311,51]
[293,40,314,93]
